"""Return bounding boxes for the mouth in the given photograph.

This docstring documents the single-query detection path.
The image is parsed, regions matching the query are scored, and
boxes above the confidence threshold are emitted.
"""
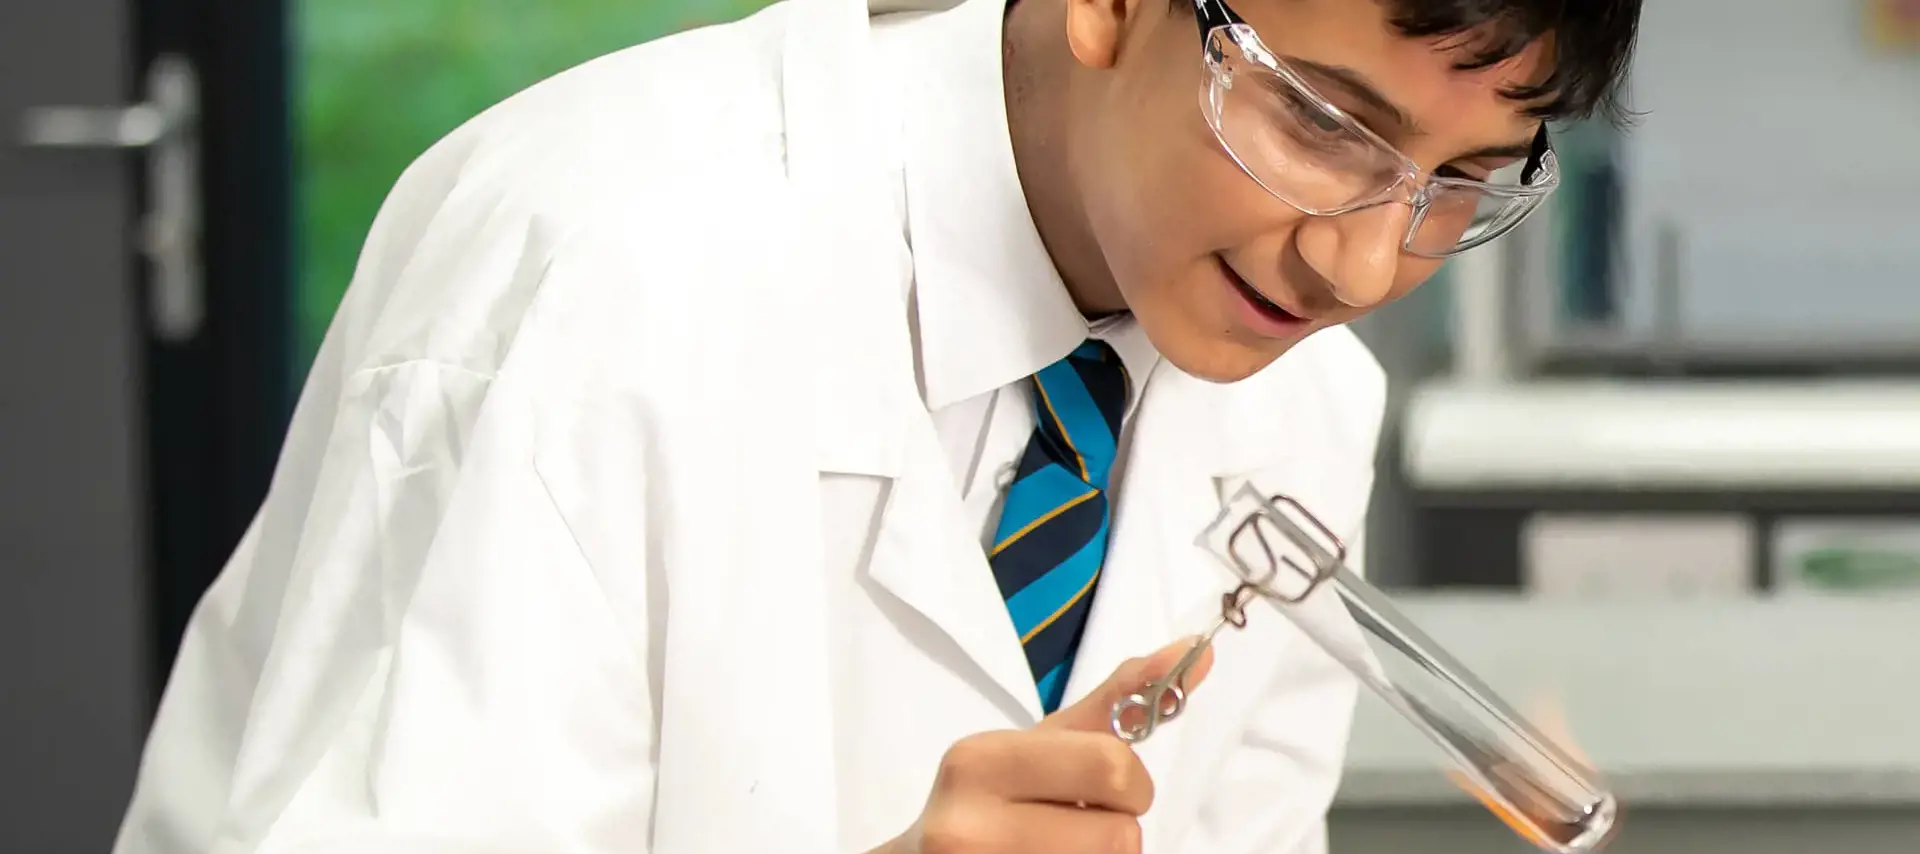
[1215,253,1311,336]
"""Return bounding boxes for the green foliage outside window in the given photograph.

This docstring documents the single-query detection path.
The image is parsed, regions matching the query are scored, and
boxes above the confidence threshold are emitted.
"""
[296,0,777,369]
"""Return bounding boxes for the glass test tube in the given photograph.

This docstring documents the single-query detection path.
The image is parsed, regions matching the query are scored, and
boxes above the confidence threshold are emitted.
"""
[1201,486,1620,854]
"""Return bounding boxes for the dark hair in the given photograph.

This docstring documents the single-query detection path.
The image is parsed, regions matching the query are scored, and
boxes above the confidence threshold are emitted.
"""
[1381,0,1643,126]
[1165,0,1643,126]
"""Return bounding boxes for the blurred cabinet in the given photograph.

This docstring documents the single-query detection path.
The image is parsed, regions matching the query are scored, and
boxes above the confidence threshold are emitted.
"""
[1511,1,1920,373]
[1401,380,1920,594]
[1620,1,1920,363]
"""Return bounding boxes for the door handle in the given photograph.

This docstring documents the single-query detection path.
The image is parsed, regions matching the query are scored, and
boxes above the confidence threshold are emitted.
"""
[20,54,203,344]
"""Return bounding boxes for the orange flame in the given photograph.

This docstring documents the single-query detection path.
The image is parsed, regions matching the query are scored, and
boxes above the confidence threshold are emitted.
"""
[1449,769,1564,850]
[1444,691,1618,852]
[1526,692,1591,767]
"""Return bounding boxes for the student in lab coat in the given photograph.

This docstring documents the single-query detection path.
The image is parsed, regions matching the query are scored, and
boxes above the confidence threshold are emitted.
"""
[113,0,1639,852]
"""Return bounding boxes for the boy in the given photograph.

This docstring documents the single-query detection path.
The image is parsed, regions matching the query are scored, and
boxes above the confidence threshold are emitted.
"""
[113,0,1638,852]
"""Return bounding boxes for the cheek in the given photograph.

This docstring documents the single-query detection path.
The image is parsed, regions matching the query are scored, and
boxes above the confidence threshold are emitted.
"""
[1075,62,1291,301]
[1075,95,1195,292]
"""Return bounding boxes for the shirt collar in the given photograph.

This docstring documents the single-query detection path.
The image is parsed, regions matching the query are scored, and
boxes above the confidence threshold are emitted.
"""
[1090,314,1158,418]
[879,0,1157,412]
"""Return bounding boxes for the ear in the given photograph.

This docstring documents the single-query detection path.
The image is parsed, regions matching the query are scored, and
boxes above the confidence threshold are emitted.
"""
[1063,0,1136,69]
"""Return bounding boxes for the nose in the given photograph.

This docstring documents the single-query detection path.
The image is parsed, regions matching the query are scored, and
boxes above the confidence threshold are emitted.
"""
[1292,201,1410,310]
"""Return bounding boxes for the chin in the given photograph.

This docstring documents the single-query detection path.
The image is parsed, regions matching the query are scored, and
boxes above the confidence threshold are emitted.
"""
[1124,273,1308,384]
[1158,336,1291,384]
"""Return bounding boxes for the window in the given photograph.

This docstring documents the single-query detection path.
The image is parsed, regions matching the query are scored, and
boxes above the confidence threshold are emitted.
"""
[295,0,780,369]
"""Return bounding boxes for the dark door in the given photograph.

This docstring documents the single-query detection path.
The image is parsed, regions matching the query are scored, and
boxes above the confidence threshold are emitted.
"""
[3,0,291,849]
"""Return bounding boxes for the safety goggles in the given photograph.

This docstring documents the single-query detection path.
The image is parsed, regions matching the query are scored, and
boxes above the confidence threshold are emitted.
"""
[1191,0,1560,257]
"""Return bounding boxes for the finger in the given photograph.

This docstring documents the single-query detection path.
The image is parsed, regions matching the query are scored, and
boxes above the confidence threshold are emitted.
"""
[982,729,1155,813]
[937,730,1153,814]
[1037,636,1217,735]
[969,800,1144,854]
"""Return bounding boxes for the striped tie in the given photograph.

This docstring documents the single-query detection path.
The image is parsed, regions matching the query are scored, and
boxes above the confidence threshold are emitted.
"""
[990,339,1130,713]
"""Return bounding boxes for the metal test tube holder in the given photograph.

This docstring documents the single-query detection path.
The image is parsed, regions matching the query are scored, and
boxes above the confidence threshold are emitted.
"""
[1110,485,1619,853]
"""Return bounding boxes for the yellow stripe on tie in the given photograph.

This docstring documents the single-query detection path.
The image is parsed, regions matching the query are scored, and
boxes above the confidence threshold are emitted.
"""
[990,487,1098,557]
[1022,567,1102,644]
[1032,375,1089,482]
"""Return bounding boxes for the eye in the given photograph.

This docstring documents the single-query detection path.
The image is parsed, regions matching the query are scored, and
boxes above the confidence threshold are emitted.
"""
[1435,164,1487,181]
[1277,91,1356,142]
[1297,101,1345,134]
[1438,156,1522,183]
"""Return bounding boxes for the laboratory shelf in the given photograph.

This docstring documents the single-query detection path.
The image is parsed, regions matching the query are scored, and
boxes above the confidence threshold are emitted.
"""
[1402,378,1920,492]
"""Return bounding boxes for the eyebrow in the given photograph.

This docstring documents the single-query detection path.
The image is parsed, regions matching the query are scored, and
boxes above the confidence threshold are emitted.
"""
[1286,58,1538,162]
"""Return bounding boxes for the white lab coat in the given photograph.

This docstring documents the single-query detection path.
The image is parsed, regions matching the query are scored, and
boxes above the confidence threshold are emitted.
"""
[111,0,1388,852]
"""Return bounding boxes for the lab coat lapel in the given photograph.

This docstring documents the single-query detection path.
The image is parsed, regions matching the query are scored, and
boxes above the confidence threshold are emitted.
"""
[804,253,1048,725]
[860,427,1052,722]
[808,334,1044,727]
[789,0,1045,724]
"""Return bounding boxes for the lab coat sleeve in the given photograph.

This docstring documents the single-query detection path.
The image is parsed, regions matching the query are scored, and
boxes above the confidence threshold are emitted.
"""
[113,169,661,854]
[115,361,661,854]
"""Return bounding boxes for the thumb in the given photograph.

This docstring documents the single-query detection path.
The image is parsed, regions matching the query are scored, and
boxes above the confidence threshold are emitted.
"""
[1036,636,1216,734]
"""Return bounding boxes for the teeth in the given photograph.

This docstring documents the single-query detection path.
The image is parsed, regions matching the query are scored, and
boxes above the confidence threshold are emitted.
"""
[1220,256,1297,318]
[1245,283,1286,314]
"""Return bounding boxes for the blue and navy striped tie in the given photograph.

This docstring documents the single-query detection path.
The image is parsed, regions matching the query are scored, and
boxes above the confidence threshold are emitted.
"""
[990,339,1131,713]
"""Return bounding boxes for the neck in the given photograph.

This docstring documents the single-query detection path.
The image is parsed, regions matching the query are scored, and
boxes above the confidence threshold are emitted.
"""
[1003,0,1128,317]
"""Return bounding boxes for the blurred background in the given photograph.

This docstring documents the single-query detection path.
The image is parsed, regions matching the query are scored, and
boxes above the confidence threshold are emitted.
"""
[2,0,1917,852]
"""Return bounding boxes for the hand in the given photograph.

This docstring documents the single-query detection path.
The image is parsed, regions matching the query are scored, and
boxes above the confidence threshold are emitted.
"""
[873,638,1217,854]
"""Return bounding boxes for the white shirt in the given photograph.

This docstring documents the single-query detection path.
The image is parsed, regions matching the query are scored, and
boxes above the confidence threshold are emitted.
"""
[871,0,1162,550]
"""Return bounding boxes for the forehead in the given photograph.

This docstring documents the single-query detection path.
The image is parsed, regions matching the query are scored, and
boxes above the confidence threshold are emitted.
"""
[1226,0,1552,147]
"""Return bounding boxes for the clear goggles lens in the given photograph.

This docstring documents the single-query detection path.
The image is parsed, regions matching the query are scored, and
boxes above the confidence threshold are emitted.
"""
[1199,25,1555,257]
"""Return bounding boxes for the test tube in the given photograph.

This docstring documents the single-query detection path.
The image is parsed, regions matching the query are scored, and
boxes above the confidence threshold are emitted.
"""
[1200,486,1620,854]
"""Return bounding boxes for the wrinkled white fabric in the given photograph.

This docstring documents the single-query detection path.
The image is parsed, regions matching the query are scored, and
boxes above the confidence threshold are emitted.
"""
[111,1,1388,852]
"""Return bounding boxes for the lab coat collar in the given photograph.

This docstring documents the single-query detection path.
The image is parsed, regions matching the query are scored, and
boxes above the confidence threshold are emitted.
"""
[795,0,1327,479]
[787,0,1340,722]
[889,0,1102,412]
